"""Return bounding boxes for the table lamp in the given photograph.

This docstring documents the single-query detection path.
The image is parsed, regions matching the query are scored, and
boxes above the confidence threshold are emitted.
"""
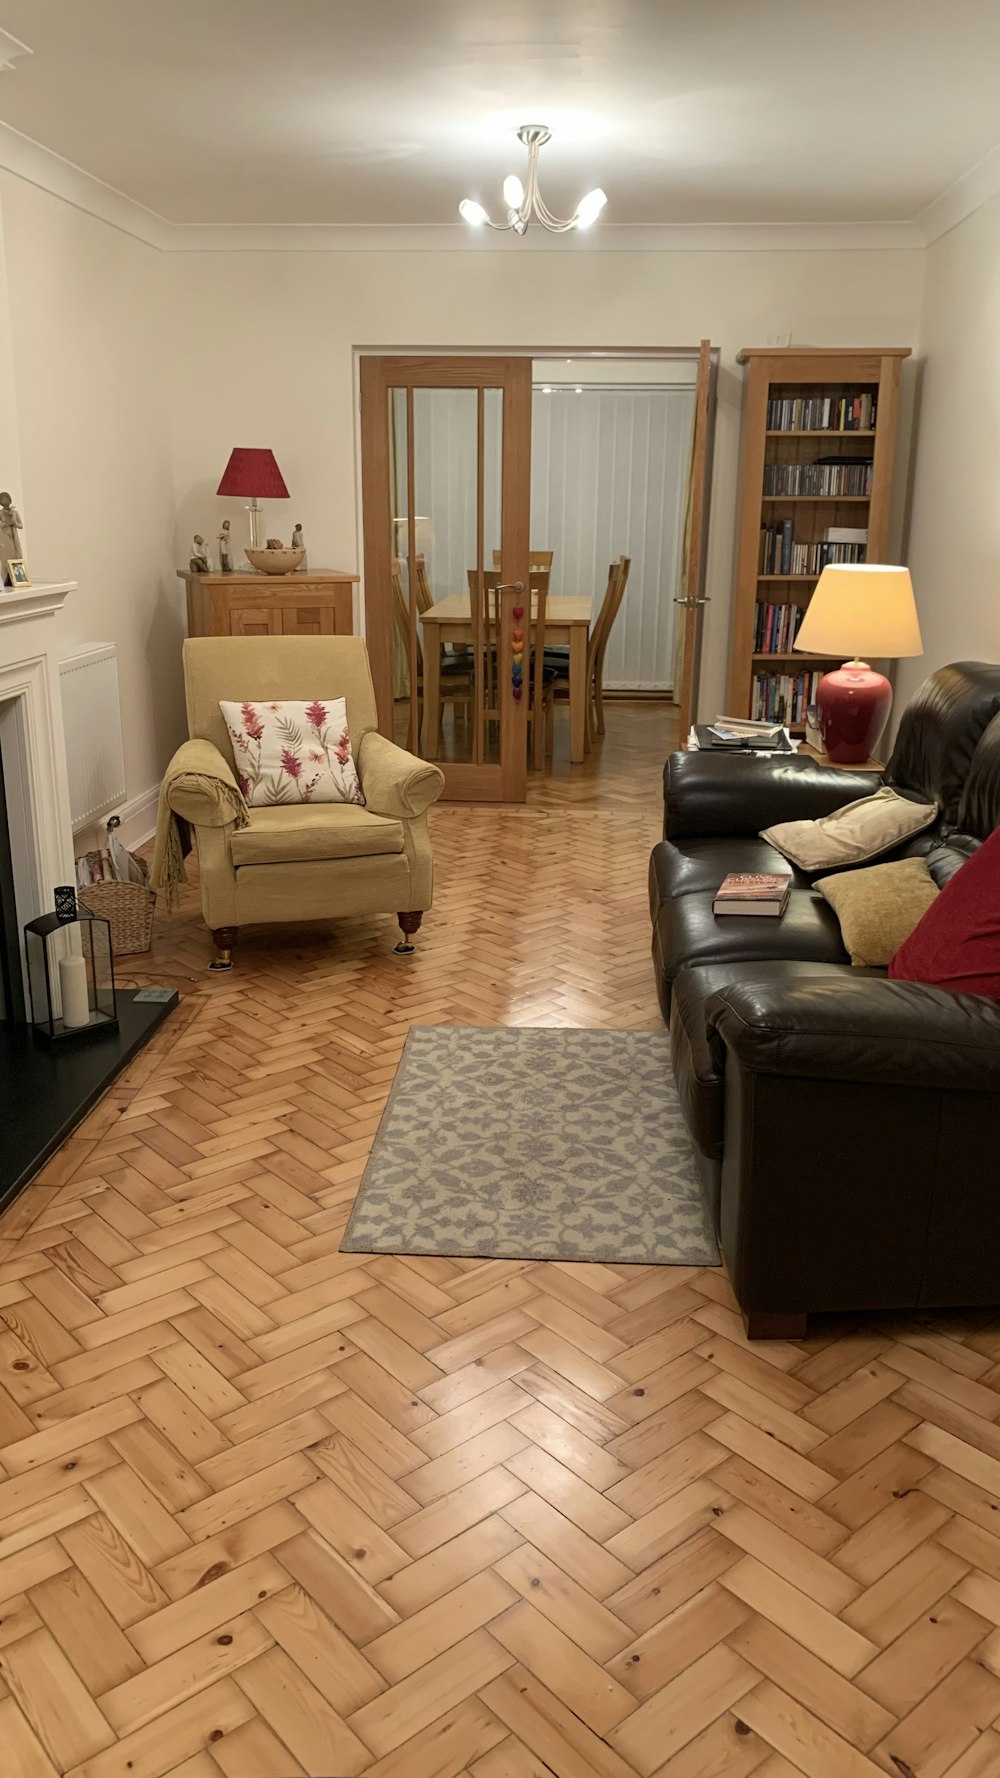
[793,564,922,764]
[216,448,289,551]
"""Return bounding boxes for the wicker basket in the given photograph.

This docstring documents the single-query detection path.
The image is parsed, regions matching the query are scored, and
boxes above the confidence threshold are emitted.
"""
[79,869,156,956]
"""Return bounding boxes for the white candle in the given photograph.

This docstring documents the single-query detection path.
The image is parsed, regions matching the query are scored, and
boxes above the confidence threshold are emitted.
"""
[59,953,90,1028]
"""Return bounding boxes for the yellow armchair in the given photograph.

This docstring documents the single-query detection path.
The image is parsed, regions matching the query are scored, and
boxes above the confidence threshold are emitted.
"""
[164,636,444,967]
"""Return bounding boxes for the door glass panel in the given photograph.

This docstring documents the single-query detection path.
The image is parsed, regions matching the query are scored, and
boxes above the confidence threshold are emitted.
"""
[388,386,504,768]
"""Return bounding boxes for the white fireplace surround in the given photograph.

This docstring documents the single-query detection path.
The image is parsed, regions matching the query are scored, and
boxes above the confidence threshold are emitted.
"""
[0,581,77,1009]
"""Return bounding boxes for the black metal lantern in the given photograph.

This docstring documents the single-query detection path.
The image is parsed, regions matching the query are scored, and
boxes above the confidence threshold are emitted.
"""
[23,907,118,1044]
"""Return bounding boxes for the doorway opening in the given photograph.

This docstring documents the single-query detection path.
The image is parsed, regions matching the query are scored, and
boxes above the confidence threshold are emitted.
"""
[359,345,717,801]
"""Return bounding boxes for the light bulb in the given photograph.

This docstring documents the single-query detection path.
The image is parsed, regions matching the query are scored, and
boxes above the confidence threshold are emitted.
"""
[459,198,489,227]
[541,386,552,394]
[575,386,583,394]
[575,188,607,228]
[503,175,524,211]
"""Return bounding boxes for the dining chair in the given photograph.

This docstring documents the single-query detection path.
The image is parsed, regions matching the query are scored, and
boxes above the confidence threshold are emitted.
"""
[546,555,631,756]
[469,567,553,770]
[392,559,474,736]
[492,548,554,574]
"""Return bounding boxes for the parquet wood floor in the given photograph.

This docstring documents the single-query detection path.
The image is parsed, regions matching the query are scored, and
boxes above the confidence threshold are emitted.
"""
[3,702,1000,1777]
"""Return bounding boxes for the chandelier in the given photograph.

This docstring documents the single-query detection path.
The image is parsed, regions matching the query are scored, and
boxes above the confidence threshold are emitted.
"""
[460,125,607,235]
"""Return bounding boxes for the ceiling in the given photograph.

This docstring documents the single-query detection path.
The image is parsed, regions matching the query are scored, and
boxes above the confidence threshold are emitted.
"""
[0,0,997,229]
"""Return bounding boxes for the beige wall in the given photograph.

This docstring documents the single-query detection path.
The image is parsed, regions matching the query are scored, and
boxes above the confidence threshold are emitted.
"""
[0,176,184,831]
[895,193,1000,715]
[0,173,927,815]
[163,246,924,728]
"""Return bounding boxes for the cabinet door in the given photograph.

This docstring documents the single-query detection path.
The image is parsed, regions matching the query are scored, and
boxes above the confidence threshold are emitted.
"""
[281,601,336,636]
[231,605,281,636]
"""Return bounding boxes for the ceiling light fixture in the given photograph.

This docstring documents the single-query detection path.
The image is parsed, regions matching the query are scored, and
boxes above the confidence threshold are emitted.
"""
[460,125,607,236]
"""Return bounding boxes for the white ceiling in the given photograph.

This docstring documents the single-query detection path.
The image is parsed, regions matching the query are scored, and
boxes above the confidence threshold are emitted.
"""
[0,0,997,229]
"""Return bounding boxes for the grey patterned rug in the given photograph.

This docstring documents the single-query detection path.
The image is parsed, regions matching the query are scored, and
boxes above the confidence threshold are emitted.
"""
[341,1027,719,1266]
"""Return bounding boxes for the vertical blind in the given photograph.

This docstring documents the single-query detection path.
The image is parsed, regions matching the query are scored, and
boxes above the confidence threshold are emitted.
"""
[531,386,696,691]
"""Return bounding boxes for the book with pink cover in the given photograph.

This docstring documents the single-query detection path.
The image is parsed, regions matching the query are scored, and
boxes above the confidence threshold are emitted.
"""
[713,871,791,917]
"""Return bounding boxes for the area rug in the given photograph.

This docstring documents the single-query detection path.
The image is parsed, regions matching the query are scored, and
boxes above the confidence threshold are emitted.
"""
[340,1027,719,1265]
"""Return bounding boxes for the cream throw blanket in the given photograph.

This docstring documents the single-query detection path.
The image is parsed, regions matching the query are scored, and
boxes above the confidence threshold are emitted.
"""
[151,738,249,908]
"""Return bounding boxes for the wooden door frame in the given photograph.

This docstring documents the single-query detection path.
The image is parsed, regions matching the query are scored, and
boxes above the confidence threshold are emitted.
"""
[359,355,531,802]
[676,340,719,736]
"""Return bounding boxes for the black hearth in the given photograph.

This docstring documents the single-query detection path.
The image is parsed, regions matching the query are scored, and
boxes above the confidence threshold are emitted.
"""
[0,745,178,1214]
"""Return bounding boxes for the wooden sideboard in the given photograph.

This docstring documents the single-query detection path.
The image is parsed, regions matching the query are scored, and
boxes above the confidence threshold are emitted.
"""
[179,570,358,639]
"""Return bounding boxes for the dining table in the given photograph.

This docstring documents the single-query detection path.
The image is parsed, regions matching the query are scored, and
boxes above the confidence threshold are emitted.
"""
[419,592,593,763]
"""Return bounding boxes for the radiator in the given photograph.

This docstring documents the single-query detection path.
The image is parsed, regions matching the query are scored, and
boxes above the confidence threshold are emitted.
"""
[59,644,127,830]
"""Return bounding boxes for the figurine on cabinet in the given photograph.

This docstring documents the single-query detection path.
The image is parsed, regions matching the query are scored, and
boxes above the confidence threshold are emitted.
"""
[217,520,233,573]
[189,534,211,574]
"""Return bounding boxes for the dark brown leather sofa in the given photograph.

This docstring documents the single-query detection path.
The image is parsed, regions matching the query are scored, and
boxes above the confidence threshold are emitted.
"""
[649,662,1000,1338]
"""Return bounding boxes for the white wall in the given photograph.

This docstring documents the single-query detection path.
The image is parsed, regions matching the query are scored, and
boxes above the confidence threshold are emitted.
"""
[0,176,184,838]
[895,193,1000,714]
[163,246,924,724]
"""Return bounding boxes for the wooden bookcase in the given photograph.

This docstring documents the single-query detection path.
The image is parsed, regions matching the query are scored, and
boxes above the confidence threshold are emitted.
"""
[726,347,911,729]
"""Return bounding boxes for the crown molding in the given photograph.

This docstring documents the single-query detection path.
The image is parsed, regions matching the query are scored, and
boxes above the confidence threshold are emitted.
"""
[0,121,170,247]
[917,141,1000,245]
[165,220,925,253]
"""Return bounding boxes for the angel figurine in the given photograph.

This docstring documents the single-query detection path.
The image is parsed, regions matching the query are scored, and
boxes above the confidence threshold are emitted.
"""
[218,520,233,573]
[190,533,211,574]
[0,492,23,584]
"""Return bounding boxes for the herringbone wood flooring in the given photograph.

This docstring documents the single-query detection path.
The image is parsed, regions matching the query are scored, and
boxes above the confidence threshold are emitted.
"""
[2,702,1000,1778]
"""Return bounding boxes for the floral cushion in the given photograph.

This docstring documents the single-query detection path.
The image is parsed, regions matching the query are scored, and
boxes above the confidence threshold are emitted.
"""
[218,698,365,807]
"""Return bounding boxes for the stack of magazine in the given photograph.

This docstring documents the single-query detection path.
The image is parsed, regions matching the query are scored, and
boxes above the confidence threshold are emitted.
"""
[693,716,795,754]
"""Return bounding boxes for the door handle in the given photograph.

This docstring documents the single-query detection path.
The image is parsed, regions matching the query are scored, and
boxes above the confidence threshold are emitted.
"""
[493,581,525,593]
[673,596,711,607]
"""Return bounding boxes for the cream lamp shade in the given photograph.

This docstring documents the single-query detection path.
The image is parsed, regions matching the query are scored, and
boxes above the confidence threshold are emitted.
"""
[794,564,922,659]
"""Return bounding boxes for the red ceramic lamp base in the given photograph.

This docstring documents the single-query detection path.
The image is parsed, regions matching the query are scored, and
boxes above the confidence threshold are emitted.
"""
[816,661,892,764]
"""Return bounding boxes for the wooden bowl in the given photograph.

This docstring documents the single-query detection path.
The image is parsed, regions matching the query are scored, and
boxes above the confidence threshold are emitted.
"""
[245,547,306,576]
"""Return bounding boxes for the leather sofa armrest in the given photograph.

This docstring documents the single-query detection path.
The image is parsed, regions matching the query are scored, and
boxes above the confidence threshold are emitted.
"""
[706,974,1000,1092]
[358,730,445,819]
[663,752,881,840]
[162,738,244,828]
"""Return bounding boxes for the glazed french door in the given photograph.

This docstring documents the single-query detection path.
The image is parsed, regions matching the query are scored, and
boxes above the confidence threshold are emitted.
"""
[360,356,531,801]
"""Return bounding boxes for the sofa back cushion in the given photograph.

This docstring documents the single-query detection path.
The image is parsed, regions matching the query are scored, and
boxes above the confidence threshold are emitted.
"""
[958,711,1000,841]
[886,661,1000,825]
[890,824,1000,998]
[184,637,379,763]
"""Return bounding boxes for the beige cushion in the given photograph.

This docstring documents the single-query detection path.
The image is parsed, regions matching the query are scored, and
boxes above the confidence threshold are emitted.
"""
[815,856,940,967]
[230,803,404,867]
[762,786,938,872]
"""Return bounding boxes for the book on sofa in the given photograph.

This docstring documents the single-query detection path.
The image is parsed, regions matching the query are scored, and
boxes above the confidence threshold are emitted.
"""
[713,871,791,917]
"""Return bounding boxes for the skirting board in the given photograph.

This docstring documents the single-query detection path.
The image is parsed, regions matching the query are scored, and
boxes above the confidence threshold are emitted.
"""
[74,782,159,856]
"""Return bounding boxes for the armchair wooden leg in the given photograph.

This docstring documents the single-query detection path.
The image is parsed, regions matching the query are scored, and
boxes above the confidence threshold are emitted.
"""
[394,911,422,955]
[209,926,237,972]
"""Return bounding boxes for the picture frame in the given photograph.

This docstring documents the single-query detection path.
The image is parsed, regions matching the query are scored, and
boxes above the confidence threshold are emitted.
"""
[6,559,30,587]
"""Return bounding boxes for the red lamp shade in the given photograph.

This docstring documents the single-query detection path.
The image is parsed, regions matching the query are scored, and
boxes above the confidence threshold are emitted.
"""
[216,448,289,499]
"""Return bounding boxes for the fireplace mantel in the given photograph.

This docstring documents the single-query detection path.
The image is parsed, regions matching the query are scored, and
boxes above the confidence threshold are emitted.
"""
[0,579,74,627]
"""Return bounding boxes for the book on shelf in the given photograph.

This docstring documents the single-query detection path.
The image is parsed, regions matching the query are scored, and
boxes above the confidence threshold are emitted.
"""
[758,523,867,575]
[713,872,792,918]
[753,601,805,654]
[766,392,876,432]
[762,459,873,497]
[823,526,868,546]
[751,667,824,726]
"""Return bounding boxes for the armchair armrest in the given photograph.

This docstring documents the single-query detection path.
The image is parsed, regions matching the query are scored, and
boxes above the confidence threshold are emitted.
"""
[358,731,445,820]
[664,752,881,840]
[161,738,247,828]
[706,974,1000,1092]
